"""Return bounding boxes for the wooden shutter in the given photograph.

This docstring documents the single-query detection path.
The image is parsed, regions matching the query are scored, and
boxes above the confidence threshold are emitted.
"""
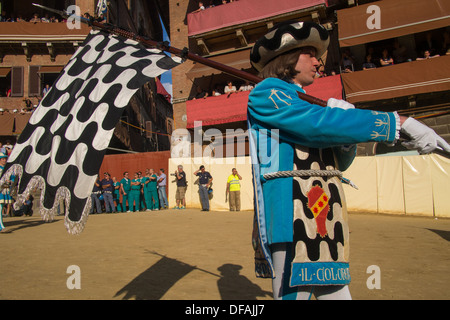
[29,66,41,97]
[11,66,24,97]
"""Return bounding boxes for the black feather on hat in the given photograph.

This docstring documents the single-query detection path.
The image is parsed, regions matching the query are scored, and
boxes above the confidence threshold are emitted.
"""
[250,21,330,71]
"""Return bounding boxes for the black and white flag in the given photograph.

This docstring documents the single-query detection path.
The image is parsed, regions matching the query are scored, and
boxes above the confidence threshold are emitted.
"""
[0,30,181,234]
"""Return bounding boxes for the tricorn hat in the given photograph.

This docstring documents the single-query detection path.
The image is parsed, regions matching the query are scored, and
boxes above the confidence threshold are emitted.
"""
[250,21,330,71]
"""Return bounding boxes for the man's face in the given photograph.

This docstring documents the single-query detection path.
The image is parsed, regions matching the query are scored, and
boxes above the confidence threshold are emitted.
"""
[292,47,320,87]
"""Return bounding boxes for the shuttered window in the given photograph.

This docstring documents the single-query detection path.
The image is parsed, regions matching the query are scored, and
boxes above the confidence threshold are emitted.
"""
[11,66,24,97]
[29,66,41,97]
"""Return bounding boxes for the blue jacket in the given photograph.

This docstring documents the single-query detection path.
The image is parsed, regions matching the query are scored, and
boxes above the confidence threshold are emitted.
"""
[247,78,398,276]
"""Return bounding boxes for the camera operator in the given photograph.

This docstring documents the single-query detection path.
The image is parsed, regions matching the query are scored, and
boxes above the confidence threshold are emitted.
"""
[174,165,187,209]
[194,165,213,212]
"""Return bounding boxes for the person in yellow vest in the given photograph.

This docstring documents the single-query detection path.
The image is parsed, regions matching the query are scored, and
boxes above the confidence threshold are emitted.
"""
[226,168,242,211]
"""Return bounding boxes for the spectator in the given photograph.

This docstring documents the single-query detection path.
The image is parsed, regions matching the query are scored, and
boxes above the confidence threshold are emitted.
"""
[143,168,159,211]
[340,49,354,72]
[157,169,168,209]
[174,165,187,209]
[226,168,242,211]
[41,14,50,23]
[101,172,116,213]
[129,172,141,212]
[239,81,254,92]
[90,175,103,214]
[3,140,13,155]
[212,85,222,96]
[42,84,50,97]
[112,177,123,212]
[393,40,409,63]
[0,10,7,22]
[205,0,215,8]
[193,2,205,13]
[97,13,106,23]
[362,54,376,70]
[315,65,326,78]
[30,13,41,23]
[137,171,145,209]
[419,32,439,57]
[120,172,131,212]
[224,81,237,96]
[416,50,440,60]
[193,86,208,99]
[380,48,394,66]
[194,165,213,212]
[0,152,14,222]
[13,194,34,217]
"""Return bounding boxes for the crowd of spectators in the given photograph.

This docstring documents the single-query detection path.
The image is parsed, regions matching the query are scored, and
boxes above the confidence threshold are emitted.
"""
[0,83,55,116]
[89,169,169,214]
[336,31,449,75]
[0,10,63,23]
[0,11,106,24]
[192,0,238,13]
[190,80,253,100]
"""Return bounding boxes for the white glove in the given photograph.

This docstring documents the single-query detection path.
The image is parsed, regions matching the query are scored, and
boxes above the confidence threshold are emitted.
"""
[327,98,355,110]
[400,117,450,154]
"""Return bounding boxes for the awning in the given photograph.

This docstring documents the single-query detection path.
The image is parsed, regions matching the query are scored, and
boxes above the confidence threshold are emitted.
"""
[0,67,10,77]
[186,75,343,128]
[188,0,327,36]
[304,75,342,101]
[337,0,450,47]
[186,49,252,80]
[38,66,64,74]
[341,55,450,103]
[186,91,249,128]
[0,113,32,135]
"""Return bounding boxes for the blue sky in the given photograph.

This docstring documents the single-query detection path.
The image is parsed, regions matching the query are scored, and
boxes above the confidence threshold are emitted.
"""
[159,14,173,101]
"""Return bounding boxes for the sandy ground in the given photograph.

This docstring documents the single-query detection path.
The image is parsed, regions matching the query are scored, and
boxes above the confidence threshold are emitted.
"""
[0,209,449,300]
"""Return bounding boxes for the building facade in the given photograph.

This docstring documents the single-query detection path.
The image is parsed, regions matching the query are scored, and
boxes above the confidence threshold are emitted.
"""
[169,0,450,157]
[0,0,174,154]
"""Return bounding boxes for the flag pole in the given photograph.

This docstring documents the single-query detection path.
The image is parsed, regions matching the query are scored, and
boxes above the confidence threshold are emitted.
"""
[32,3,328,107]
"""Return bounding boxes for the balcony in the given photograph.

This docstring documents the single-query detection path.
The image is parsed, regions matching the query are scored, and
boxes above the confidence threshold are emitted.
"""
[187,0,328,55]
[185,75,343,128]
[0,22,90,61]
[341,55,450,104]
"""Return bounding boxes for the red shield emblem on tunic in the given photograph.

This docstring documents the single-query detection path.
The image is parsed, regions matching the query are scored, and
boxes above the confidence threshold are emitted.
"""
[307,185,330,238]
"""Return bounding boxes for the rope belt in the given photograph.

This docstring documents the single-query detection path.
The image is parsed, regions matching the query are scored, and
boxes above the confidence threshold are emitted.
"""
[262,169,358,189]
[263,169,343,180]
